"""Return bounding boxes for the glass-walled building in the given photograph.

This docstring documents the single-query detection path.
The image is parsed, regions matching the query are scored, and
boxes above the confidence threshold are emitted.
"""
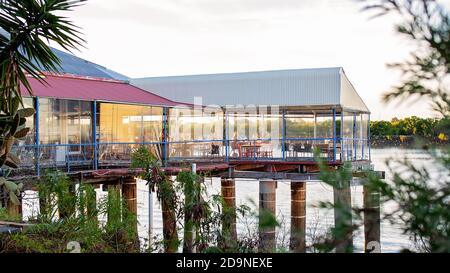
[12,67,371,176]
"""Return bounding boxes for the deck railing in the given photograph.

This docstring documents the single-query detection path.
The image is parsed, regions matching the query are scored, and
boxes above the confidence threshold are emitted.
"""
[9,136,370,176]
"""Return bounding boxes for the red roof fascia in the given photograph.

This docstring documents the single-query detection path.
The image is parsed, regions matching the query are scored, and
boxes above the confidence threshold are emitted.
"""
[20,73,187,107]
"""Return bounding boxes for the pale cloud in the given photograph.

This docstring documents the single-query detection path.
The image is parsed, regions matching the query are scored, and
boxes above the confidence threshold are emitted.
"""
[50,0,450,120]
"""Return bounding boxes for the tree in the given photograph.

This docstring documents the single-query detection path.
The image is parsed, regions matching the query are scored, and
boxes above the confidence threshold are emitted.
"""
[361,0,450,252]
[0,0,84,207]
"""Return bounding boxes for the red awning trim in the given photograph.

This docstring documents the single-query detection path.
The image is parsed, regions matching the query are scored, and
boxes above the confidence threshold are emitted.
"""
[20,73,188,107]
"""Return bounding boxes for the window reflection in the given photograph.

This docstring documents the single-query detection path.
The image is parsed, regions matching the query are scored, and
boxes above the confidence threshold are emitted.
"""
[39,98,92,145]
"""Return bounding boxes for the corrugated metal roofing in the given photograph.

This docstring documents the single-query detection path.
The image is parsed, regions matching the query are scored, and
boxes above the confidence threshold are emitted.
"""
[1,28,128,81]
[48,48,129,81]
[21,74,181,106]
[131,67,369,112]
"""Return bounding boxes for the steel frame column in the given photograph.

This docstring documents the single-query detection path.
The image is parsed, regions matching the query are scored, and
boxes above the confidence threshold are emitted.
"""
[341,111,345,161]
[282,109,286,161]
[333,108,337,162]
[225,110,229,162]
[163,107,168,166]
[93,100,98,170]
[368,114,371,161]
[35,97,40,176]
[353,112,357,161]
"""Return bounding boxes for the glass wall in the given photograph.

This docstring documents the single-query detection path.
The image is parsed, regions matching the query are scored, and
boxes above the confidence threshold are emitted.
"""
[38,98,93,168]
[361,113,370,160]
[227,107,282,159]
[168,106,224,158]
[98,102,163,163]
[285,111,334,160]
[340,111,370,161]
[342,112,355,161]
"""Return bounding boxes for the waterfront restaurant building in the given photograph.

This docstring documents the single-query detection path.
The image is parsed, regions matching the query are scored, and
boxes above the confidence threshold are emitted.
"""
[13,49,370,175]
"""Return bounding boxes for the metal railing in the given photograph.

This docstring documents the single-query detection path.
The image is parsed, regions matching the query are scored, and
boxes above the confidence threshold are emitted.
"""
[9,136,369,175]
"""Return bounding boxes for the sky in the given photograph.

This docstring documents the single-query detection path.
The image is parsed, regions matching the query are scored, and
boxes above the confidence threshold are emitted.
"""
[54,0,450,120]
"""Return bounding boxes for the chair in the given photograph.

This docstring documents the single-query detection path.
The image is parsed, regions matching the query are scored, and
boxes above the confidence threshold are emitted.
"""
[211,144,220,157]
[304,143,312,157]
[284,142,292,157]
[293,143,305,158]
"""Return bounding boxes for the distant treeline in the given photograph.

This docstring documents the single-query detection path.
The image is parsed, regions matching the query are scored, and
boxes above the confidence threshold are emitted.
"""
[370,116,450,147]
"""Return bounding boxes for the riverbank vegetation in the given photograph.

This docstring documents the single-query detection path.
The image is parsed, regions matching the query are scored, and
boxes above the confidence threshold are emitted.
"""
[0,171,139,253]
[323,0,450,253]
[370,116,450,147]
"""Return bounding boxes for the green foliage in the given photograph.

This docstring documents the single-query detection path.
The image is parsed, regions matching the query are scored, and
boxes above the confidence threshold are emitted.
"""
[314,152,360,253]
[1,170,140,253]
[131,148,272,253]
[354,0,450,253]
[0,0,84,215]
[0,206,20,222]
[37,170,76,222]
[370,116,440,138]
[370,152,450,252]
[0,176,23,207]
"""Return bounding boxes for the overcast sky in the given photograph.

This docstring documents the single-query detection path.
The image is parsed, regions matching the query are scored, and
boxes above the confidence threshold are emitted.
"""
[56,0,450,120]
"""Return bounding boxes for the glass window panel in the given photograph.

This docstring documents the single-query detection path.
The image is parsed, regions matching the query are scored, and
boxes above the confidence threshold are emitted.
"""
[143,106,163,142]
[39,98,61,144]
[99,103,144,143]
[316,114,333,139]
[39,98,92,145]
[168,108,194,141]
[286,114,315,139]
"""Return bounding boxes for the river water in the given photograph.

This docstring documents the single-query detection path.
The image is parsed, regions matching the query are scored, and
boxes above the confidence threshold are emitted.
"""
[21,148,437,252]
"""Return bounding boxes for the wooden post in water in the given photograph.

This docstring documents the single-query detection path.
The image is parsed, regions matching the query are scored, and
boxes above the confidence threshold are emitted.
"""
[290,181,306,253]
[363,185,381,253]
[106,182,122,227]
[86,186,97,223]
[259,179,277,253]
[221,178,237,244]
[7,195,22,220]
[333,181,353,253]
[161,178,178,253]
[58,183,76,219]
[122,176,138,231]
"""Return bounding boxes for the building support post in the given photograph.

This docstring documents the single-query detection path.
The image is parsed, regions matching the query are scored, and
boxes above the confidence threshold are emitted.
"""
[35,97,40,176]
[121,176,140,250]
[353,112,357,161]
[364,185,381,253]
[93,100,98,170]
[86,186,97,223]
[333,179,353,253]
[282,110,286,160]
[259,179,277,253]
[368,114,371,161]
[290,181,306,253]
[106,182,122,228]
[122,176,138,230]
[161,178,178,253]
[333,108,337,162]
[221,178,237,246]
[341,111,345,160]
[162,107,168,166]
[7,196,22,220]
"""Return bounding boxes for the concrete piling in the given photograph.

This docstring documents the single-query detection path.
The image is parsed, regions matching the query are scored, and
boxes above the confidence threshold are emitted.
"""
[333,182,353,253]
[259,179,277,253]
[221,178,237,242]
[290,181,306,253]
[363,185,381,253]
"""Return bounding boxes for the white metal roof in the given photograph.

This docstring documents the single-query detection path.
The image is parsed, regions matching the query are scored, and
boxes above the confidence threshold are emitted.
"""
[131,67,369,113]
